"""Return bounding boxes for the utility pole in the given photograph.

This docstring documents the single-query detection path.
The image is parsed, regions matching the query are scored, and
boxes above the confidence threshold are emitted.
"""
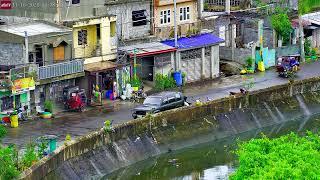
[299,15,305,62]
[133,48,137,79]
[174,0,179,71]
[25,31,28,64]
[174,0,177,47]
[226,0,231,14]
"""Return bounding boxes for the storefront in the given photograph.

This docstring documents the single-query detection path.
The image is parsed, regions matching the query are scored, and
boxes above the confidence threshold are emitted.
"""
[11,77,36,115]
[119,42,176,82]
[78,61,129,101]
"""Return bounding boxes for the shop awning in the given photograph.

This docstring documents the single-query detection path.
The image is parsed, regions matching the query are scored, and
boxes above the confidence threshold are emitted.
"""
[84,61,118,73]
[119,42,176,58]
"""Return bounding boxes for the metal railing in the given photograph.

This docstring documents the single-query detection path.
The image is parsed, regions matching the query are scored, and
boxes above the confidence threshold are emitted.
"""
[38,59,84,80]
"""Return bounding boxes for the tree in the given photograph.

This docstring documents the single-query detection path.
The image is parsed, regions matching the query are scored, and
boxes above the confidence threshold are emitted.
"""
[271,9,292,44]
[230,132,320,179]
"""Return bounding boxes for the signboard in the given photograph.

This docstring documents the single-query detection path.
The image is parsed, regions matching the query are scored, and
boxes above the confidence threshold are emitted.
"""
[12,78,35,95]
[0,0,12,9]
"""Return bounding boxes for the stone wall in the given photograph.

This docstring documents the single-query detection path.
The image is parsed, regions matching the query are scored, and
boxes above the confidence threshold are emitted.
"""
[21,76,320,180]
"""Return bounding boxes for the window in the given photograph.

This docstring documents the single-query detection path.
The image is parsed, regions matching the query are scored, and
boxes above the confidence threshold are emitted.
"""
[175,93,182,101]
[180,7,190,21]
[160,10,171,24]
[110,21,116,37]
[72,0,80,4]
[168,97,176,103]
[53,45,65,61]
[78,29,87,45]
[132,10,147,26]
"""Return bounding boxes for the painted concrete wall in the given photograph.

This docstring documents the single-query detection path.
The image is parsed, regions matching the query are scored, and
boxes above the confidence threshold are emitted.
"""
[154,1,199,39]
[104,1,151,40]
[219,46,252,64]
[154,1,198,28]
[0,42,25,65]
[73,16,117,63]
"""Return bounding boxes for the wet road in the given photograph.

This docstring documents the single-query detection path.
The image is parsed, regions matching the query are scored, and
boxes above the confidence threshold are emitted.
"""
[3,61,320,148]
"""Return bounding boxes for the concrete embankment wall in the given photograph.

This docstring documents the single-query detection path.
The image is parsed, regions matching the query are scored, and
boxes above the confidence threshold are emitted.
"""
[21,77,320,180]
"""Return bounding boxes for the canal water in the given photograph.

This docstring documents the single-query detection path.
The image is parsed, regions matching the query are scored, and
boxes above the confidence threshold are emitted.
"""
[104,96,320,180]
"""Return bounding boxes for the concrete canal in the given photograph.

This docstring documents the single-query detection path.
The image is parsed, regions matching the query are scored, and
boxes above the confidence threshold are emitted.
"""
[104,111,320,180]
[21,77,320,180]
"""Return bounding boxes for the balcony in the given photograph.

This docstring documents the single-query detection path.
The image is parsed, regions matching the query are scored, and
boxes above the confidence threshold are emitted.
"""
[38,59,84,80]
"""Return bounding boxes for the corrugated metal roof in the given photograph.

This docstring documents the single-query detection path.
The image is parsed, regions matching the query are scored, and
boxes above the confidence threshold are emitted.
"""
[119,42,176,57]
[161,33,224,50]
[0,21,71,37]
[302,12,320,25]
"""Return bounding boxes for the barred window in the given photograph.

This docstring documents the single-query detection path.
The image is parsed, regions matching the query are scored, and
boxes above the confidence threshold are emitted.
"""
[78,30,87,45]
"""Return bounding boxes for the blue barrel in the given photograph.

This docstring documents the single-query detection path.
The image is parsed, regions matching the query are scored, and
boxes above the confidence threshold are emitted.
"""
[173,72,183,86]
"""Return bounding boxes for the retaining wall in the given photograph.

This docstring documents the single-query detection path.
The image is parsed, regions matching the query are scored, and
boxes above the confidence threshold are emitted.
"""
[20,76,320,180]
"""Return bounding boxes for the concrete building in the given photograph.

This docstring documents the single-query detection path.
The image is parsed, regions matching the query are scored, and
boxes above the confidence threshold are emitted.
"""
[67,15,118,64]
[154,0,200,39]
[162,33,223,82]
[298,12,320,49]
[0,0,153,43]
[0,19,85,113]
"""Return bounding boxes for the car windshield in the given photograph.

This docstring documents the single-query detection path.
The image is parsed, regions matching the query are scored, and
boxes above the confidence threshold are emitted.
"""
[143,97,162,106]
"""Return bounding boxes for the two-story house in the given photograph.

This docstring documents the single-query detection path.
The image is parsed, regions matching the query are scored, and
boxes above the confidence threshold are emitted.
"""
[0,17,85,113]
[154,0,200,39]
[65,15,127,100]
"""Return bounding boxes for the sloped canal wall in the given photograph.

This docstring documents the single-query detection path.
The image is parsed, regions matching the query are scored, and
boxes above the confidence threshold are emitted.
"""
[21,77,320,180]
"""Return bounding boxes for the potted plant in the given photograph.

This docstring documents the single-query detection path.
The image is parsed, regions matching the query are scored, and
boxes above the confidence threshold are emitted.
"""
[130,78,141,92]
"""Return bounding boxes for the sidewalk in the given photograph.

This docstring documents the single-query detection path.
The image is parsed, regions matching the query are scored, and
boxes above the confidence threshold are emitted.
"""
[3,61,320,148]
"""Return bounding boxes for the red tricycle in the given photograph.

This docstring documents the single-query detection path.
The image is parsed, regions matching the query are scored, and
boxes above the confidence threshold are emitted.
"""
[63,86,87,112]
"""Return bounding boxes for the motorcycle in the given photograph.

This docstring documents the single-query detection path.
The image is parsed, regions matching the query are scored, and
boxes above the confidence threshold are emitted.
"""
[276,57,300,78]
[131,87,147,103]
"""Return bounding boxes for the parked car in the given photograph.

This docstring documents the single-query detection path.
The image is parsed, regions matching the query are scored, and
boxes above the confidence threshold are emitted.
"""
[132,91,187,119]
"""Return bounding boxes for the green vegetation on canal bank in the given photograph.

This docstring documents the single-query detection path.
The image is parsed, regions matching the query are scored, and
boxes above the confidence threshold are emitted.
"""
[0,125,39,180]
[231,132,320,179]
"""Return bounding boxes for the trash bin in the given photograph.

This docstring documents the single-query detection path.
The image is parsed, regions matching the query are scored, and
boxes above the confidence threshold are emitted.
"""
[10,114,18,128]
[36,135,58,155]
[173,72,183,86]
[49,138,57,153]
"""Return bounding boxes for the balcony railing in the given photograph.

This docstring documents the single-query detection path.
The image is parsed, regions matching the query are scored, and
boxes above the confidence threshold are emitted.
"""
[38,59,84,80]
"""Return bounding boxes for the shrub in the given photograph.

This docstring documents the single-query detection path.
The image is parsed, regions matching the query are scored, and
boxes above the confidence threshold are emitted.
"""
[0,125,7,141]
[155,73,176,91]
[245,57,254,68]
[130,77,141,88]
[20,143,38,171]
[230,132,320,179]
[0,146,20,179]
[304,39,311,56]
[44,100,54,113]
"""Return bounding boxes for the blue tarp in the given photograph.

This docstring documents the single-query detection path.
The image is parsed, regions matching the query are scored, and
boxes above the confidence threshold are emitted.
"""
[161,33,224,49]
